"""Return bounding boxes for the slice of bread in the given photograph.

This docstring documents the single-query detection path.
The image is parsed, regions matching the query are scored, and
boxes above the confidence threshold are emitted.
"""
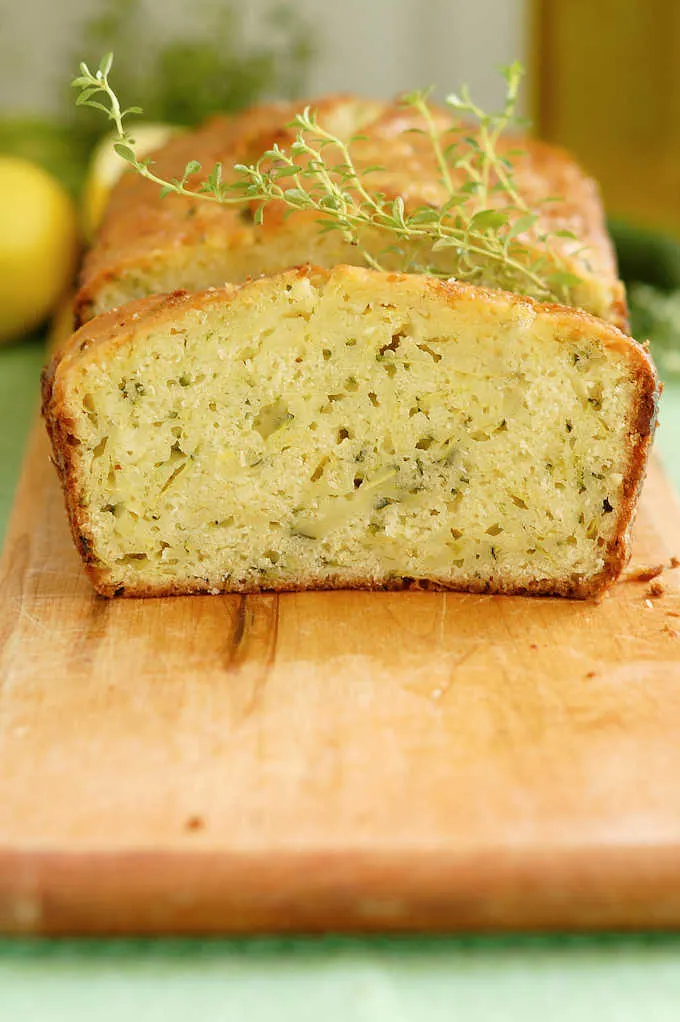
[75,96,628,329]
[44,266,658,599]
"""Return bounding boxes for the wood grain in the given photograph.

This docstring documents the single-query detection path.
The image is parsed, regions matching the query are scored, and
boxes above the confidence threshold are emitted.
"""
[0,423,679,934]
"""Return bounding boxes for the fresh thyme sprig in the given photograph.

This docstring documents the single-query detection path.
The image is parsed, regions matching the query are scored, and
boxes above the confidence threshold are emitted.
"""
[72,54,583,302]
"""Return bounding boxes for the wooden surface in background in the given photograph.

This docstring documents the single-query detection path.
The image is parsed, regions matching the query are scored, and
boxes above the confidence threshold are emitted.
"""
[0,424,679,935]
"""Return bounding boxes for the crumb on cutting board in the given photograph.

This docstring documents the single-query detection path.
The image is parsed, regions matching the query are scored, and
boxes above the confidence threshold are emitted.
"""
[184,815,205,832]
[624,563,664,582]
[648,580,665,598]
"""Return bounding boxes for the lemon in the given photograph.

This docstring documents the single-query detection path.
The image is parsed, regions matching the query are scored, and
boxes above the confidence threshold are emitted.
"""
[0,156,79,346]
[81,123,182,240]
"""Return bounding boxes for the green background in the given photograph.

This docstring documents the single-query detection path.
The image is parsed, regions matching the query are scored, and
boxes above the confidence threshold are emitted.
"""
[1,338,680,1021]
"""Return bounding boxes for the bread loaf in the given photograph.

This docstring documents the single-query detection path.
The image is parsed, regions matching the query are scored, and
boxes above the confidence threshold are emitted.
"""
[44,265,658,599]
[75,96,628,329]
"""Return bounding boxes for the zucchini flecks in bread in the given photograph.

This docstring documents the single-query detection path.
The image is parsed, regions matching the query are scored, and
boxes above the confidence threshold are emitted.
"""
[44,266,658,598]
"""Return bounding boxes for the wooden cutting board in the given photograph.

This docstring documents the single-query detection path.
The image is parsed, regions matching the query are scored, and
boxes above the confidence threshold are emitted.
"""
[1,422,680,935]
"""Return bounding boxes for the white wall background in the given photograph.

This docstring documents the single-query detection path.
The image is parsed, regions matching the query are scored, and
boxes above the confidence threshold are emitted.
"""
[1,0,528,115]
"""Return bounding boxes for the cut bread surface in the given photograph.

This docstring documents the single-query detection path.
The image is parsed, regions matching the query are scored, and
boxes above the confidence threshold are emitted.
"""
[44,266,658,599]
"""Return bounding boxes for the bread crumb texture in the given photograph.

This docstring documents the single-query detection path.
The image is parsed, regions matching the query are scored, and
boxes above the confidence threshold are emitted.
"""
[45,266,657,598]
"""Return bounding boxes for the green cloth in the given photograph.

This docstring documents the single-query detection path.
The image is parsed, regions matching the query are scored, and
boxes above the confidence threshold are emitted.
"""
[1,342,679,1021]
[2,936,680,1021]
[0,335,46,538]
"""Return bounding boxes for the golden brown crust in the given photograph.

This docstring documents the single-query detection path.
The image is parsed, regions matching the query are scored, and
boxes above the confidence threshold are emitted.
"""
[73,566,616,601]
[75,95,628,329]
[44,265,659,601]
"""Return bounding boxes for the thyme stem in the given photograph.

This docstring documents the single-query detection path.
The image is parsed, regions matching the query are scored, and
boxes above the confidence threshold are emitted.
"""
[72,54,582,304]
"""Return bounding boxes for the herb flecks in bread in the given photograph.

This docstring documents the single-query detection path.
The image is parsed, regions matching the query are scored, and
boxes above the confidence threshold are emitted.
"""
[72,57,625,324]
[43,266,658,599]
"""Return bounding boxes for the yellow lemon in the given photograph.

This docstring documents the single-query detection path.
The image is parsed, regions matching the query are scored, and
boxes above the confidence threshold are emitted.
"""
[81,123,182,240]
[0,156,78,346]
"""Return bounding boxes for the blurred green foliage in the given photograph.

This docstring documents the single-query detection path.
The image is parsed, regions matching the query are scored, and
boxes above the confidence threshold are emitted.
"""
[608,220,680,378]
[609,219,680,293]
[0,118,90,196]
[71,0,314,135]
[0,0,314,197]
[629,284,680,378]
